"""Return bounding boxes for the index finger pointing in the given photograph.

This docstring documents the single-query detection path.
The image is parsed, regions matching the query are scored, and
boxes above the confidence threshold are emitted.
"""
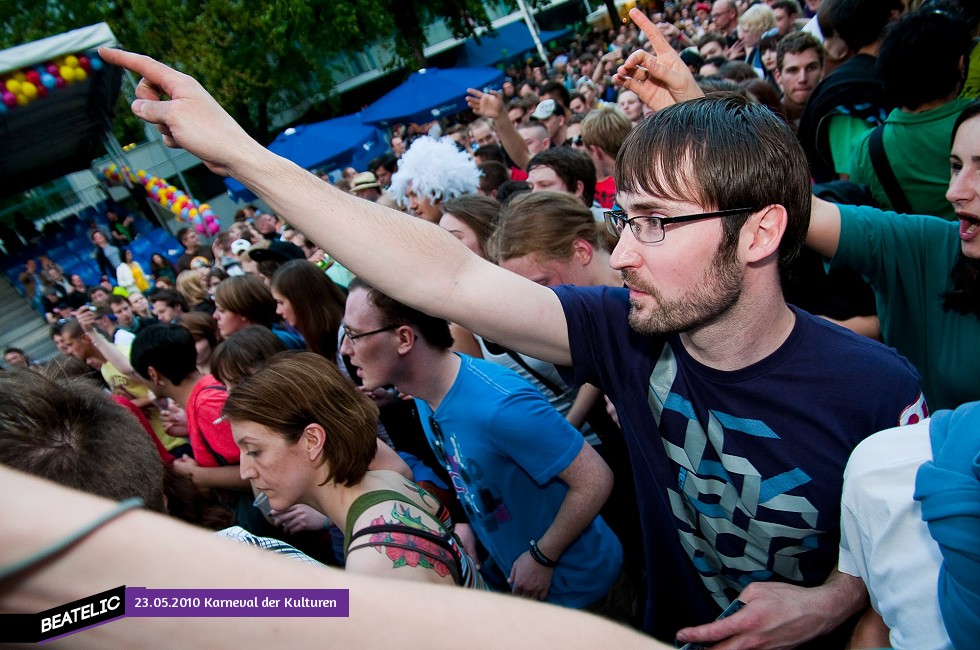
[628,8,677,59]
[98,47,182,98]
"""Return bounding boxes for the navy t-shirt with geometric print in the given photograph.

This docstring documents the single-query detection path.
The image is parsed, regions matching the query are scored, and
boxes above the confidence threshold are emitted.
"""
[553,285,925,641]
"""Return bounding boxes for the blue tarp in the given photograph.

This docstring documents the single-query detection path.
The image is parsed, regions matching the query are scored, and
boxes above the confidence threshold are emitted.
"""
[225,112,386,202]
[358,66,505,127]
[455,22,574,67]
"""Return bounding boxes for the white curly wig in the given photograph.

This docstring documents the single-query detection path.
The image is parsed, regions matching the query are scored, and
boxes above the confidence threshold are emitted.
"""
[388,136,481,207]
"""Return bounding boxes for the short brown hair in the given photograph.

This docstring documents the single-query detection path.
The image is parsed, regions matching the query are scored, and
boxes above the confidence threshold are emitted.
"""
[616,93,810,268]
[439,195,501,257]
[0,370,165,511]
[213,275,276,327]
[776,31,824,71]
[581,104,633,158]
[488,191,615,263]
[178,311,219,351]
[223,352,378,487]
[211,325,286,387]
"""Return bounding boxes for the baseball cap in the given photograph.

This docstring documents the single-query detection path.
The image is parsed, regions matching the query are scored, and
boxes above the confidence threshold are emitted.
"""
[230,239,252,255]
[530,99,560,120]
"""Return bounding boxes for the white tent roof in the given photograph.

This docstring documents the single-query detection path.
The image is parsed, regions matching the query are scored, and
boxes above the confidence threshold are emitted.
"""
[0,23,117,75]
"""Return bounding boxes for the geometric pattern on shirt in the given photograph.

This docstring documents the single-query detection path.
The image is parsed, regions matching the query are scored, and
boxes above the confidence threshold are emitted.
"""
[647,344,822,608]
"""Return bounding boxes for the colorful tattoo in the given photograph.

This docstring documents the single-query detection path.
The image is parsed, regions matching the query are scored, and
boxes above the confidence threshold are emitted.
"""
[403,481,437,507]
[368,504,454,577]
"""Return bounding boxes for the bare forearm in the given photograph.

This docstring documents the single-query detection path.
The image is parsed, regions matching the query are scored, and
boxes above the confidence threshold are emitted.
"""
[565,383,602,430]
[1,467,662,649]
[495,116,530,169]
[537,445,613,560]
[190,464,249,490]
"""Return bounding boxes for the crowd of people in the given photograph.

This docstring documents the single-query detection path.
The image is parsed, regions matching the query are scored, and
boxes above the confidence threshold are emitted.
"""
[2,0,979,648]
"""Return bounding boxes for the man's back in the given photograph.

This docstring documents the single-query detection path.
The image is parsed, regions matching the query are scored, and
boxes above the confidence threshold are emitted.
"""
[555,285,924,638]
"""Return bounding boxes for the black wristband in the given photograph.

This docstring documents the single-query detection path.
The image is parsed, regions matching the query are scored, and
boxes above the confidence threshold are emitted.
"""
[528,539,558,568]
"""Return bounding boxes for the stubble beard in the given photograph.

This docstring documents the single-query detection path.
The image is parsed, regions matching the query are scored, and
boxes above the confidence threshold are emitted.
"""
[624,244,744,336]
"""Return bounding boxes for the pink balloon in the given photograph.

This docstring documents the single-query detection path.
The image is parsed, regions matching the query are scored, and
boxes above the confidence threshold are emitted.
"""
[194,223,206,234]
[207,222,221,235]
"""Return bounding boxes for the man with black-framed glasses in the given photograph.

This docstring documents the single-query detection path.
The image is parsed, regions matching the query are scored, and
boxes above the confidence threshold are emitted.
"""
[339,278,626,614]
[102,26,924,645]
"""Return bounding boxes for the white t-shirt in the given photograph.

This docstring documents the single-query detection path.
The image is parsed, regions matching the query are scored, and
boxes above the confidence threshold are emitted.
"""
[839,420,952,650]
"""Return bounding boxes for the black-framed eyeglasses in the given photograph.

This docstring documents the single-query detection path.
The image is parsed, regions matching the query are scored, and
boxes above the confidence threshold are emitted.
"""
[603,207,756,244]
[341,323,397,344]
[564,135,583,147]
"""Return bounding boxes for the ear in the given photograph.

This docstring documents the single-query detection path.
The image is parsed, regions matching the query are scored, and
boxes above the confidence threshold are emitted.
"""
[395,325,416,355]
[304,423,327,461]
[773,68,782,84]
[570,238,595,267]
[574,179,585,199]
[146,366,164,386]
[742,205,787,264]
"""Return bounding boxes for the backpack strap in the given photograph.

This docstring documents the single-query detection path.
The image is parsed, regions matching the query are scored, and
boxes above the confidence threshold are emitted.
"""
[868,123,913,214]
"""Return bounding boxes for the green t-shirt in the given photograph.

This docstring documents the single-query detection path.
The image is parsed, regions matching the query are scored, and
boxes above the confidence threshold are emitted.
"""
[847,99,971,220]
[830,204,980,410]
[828,115,873,179]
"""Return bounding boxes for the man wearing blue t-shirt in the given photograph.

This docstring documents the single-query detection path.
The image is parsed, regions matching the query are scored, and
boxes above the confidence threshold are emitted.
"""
[339,279,624,612]
[103,24,924,647]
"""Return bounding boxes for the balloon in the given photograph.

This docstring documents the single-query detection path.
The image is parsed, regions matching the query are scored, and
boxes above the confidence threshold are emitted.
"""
[40,73,56,90]
[1,91,14,107]
[15,93,28,106]
[204,214,215,224]
[60,66,74,83]
[207,222,221,235]
[5,79,20,93]
[55,77,65,88]
[194,223,206,234]
[78,56,92,72]
[12,71,25,82]
[21,82,37,99]
[74,68,87,82]
[188,208,199,218]
[199,203,211,212]
[36,85,47,97]
[171,204,182,215]
[64,55,79,68]
[46,64,58,75]
[89,55,103,71]
[25,70,40,84]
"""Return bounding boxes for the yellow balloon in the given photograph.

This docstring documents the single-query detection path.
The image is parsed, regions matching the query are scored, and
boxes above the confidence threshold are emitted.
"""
[15,93,28,106]
[64,55,79,68]
[171,204,182,214]
[5,79,20,93]
[188,209,199,218]
[60,66,74,82]
[21,82,37,99]
[13,71,25,82]
[74,68,87,82]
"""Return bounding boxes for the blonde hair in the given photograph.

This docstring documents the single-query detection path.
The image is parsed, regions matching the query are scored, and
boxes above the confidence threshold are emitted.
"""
[581,105,634,158]
[176,269,208,307]
[488,191,616,263]
[739,4,776,36]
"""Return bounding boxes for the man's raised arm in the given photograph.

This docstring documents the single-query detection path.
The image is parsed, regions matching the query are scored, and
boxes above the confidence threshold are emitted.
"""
[98,48,571,366]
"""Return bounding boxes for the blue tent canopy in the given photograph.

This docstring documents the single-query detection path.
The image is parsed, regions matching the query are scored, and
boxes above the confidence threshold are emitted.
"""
[359,66,505,127]
[225,112,385,202]
[455,22,573,67]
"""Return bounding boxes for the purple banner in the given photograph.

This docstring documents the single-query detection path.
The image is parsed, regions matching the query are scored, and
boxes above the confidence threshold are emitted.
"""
[126,588,349,617]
